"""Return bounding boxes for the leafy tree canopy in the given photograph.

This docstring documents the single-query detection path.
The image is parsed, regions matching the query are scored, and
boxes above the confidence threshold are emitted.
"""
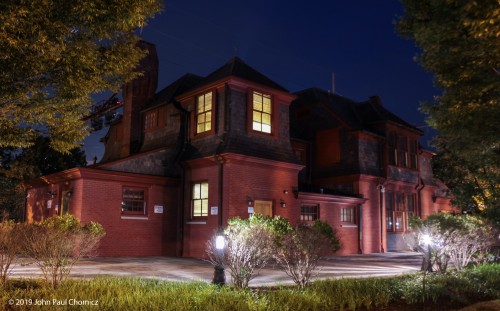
[0,0,162,152]
[0,136,86,219]
[397,0,500,214]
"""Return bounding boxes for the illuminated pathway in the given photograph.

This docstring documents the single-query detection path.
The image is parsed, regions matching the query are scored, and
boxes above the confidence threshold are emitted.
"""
[11,252,422,286]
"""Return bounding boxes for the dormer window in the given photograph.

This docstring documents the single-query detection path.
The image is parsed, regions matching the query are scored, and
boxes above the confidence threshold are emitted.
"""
[252,91,272,134]
[397,136,408,168]
[196,91,213,134]
[387,132,418,170]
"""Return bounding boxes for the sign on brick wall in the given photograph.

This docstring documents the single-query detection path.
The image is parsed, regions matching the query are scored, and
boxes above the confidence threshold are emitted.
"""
[154,205,163,213]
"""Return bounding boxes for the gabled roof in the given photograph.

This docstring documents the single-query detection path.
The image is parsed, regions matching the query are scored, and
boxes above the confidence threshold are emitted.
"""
[293,87,423,135]
[143,73,203,111]
[355,97,422,134]
[294,88,363,130]
[194,57,289,92]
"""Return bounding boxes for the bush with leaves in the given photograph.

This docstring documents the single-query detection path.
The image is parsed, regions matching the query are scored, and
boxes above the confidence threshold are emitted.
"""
[311,220,341,253]
[406,213,497,272]
[21,215,105,287]
[0,220,22,285]
[207,215,340,288]
[273,221,339,288]
[206,214,291,288]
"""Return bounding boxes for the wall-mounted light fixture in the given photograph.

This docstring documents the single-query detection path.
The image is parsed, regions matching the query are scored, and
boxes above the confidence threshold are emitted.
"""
[247,196,253,206]
[47,191,57,199]
[65,191,73,198]
[280,199,286,208]
[283,190,289,195]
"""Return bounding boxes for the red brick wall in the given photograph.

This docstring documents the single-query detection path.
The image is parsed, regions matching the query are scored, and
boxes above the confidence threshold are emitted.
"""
[182,162,218,258]
[81,179,178,257]
[356,179,383,254]
[182,155,301,258]
[315,201,359,255]
[26,179,82,222]
[420,186,437,219]
[26,186,51,222]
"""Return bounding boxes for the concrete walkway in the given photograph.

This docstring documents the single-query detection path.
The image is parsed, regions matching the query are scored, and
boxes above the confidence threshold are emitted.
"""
[10,252,422,286]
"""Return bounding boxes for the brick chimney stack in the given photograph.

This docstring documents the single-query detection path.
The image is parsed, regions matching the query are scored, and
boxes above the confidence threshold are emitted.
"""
[120,41,159,157]
[369,95,383,106]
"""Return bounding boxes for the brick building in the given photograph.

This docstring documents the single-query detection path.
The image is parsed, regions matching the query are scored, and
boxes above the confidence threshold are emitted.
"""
[24,42,454,257]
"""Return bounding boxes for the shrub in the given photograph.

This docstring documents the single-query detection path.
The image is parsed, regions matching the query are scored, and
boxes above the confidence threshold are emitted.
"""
[273,225,334,288]
[312,220,341,252]
[206,214,277,288]
[21,215,105,287]
[207,216,340,289]
[405,214,497,272]
[0,220,22,285]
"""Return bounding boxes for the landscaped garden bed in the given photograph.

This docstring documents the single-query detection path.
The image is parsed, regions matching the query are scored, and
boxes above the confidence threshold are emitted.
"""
[2,263,500,310]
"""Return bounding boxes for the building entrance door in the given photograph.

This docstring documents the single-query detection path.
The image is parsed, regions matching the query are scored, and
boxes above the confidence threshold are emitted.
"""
[253,200,273,217]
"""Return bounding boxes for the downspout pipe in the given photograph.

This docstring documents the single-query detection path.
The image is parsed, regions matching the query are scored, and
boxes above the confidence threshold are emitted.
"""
[172,99,190,257]
[215,152,224,232]
[378,182,386,253]
[358,203,363,254]
[214,84,231,231]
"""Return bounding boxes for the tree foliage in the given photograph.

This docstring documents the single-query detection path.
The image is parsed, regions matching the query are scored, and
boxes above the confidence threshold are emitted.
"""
[0,136,86,219]
[0,0,162,152]
[397,0,500,216]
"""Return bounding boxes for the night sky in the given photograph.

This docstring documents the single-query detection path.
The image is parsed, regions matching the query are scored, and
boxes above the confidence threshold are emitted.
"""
[83,0,439,163]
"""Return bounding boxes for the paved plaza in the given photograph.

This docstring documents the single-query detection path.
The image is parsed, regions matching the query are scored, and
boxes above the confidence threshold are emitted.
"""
[10,252,422,286]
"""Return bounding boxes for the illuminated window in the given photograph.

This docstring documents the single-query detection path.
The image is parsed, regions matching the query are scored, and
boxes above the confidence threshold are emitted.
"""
[341,207,355,223]
[122,188,146,215]
[386,192,394,230]
[395,193,405,231]
[386,192,416,232]
[192,182,209,217]
[300,205,319,221]
[196,92,212,134]
[252,91,272,133]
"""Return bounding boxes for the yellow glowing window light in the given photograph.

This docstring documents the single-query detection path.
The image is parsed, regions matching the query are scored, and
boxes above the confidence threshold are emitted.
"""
[192,182,208,217]
[252,91,271,133]
[196,92,212,133]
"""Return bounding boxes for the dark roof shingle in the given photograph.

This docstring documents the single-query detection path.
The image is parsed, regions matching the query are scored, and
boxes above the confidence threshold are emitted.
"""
[194,57,289,92]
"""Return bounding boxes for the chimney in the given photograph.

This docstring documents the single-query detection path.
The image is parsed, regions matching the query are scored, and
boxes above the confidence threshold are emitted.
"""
[369,95,383,106]
[120,41,159,157]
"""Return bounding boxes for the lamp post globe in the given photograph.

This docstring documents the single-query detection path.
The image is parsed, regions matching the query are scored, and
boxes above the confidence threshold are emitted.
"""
[212,232,226,285]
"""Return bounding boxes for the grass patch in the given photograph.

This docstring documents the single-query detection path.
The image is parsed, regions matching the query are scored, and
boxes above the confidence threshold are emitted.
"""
[2,264,500,310]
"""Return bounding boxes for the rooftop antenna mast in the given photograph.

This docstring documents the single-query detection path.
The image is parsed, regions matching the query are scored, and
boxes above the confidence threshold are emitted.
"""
[331,72,335,94]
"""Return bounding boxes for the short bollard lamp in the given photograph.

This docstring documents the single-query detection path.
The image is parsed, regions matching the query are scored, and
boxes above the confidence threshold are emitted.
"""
[422,234,433,272]
[212,232,226,285]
